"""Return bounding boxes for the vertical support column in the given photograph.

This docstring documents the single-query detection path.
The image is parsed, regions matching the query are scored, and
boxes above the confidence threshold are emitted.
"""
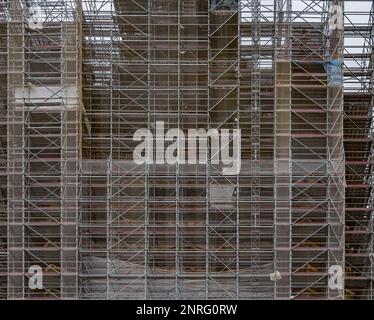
[0,18,7,300]
[106,157,111,299]
[7,1,25,299]
[175,0,181,299]
[206,2,211,299]
[250,0,261,297]
[274,0,292,299]
[370,6,374,299]
[106,0,113,299]
[236,0,241,300]
[369,17,374,297]
[369,91,374,299]
[110,0,149,299]
[61,7,82,298]
[208,0,239,298]
[326,0,345,300]
[145,0,151,299]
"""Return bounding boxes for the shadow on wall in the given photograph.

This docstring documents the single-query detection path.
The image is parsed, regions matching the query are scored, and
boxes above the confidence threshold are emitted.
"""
[210,0,238,11]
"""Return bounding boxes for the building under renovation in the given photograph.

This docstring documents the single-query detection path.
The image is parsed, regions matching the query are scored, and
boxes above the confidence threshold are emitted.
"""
[0,0,373,299]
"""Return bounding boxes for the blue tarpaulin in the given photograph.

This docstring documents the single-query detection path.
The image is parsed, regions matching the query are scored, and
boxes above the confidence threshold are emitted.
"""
[304,59,343,87]
[323,59,343,86]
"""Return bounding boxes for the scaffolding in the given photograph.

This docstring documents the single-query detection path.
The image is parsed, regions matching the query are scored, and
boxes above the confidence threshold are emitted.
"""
[344,1,374,299]
[0,0,7,300]
[0,0,373,299]
[6,0,81,298]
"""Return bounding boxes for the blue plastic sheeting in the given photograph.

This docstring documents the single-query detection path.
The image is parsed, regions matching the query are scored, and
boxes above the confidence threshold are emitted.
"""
[323,59,343,86]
